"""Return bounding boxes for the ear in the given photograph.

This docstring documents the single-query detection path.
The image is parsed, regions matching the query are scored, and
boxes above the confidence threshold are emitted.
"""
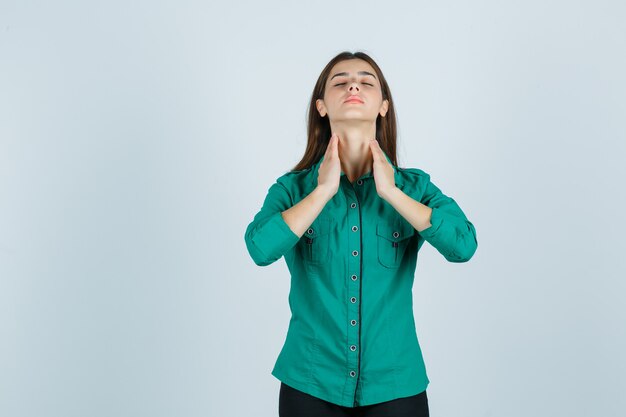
[379,99,389,118]
[316,99,327,117]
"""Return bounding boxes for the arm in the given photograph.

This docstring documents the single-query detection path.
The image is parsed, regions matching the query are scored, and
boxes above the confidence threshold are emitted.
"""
[244,179,333,266]
[382,177,478,263]
[281,186,334,238]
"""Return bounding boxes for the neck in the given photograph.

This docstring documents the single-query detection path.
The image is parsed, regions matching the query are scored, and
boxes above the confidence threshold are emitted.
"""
[330,121,376,183]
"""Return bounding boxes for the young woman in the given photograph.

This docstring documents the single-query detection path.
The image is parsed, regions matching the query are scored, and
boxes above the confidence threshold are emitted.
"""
[244,51,478,417]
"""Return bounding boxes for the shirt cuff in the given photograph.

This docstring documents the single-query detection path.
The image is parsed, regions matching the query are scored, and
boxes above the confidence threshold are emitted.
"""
[250,211,300,262]
[417,206,444,238]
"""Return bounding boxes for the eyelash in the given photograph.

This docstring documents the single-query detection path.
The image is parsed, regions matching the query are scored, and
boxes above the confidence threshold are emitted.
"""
[334,82,374,87]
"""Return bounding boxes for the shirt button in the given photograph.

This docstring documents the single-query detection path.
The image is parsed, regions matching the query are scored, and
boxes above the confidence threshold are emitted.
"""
[351,274,357,281]
[350,297,357,303]
[350,371,356,377]
[392,231,399,238]
[352,250,358,257]
[307,228,314,235]
[350,202,357,208]
[350,345,357,351]
[352,226,358,232]
[357,179,363,185]
[351,319,357,326]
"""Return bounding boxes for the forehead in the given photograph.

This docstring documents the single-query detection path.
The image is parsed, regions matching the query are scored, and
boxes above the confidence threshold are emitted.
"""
[328,59,377,80]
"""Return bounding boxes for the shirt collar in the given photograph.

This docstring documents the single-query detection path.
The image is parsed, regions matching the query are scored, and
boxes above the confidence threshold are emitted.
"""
[310,149,403,187]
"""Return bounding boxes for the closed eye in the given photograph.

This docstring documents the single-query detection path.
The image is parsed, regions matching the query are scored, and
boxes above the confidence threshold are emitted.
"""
[334,82,374,87]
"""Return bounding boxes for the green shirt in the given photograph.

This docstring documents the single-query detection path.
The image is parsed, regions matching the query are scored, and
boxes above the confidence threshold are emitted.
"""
[244,151,478,408]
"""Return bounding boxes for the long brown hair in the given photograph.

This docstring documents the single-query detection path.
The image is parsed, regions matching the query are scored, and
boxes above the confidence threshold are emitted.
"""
[290,51,399,172]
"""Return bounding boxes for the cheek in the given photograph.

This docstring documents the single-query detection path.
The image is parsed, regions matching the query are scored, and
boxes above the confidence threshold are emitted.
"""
[370,90,383,101]
[326,90,341,101]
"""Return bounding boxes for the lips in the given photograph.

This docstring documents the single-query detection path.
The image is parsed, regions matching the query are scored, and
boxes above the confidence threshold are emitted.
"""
[345,95,364,103]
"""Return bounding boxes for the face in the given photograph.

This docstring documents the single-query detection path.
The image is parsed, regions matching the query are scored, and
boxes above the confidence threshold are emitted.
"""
[316,59,389,123]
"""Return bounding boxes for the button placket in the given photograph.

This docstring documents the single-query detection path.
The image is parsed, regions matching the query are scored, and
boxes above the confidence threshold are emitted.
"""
[345,186,361,395]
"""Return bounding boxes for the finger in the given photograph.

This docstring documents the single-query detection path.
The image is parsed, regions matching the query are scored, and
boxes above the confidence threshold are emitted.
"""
[325,133,336,156]
[332,133,339,157]
[373,140,386,160]
[369,139,382,161]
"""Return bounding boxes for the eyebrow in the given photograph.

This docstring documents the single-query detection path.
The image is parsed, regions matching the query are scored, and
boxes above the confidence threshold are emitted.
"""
[330,71,377,81]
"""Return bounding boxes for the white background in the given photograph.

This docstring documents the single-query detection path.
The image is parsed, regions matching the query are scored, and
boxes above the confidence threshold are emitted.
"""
[1,1,625,416]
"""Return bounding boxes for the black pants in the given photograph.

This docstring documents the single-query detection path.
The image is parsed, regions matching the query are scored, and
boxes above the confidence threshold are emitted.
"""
[279,382,429,417]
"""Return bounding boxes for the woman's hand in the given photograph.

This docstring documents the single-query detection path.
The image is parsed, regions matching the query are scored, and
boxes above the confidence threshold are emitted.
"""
[369,138,397,200]
[316,133,342,199]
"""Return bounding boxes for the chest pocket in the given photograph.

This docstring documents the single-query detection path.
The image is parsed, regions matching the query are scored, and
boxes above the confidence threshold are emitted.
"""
[376,220,415,268]
[301,216,332,265]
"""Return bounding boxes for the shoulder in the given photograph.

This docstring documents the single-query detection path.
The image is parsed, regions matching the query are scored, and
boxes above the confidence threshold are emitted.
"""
[396,166,440,201]
[271,167,315,201]
[397,166,431,187]
[275,166,314,187]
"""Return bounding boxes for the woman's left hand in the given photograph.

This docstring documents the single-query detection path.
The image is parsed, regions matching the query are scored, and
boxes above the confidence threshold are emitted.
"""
[369,138,397,200]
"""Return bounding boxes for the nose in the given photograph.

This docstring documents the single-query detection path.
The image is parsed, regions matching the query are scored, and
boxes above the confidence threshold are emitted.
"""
[349,82,360,92]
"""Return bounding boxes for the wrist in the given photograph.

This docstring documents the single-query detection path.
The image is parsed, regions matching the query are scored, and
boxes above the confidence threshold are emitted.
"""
[380,185,401,202]
[314,184,335,202]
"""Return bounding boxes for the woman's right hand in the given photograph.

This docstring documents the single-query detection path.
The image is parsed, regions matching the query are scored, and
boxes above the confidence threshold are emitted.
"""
[316,132,342,200]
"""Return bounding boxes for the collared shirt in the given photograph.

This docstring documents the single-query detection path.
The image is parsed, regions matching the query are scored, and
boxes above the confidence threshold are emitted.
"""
[244,151,478,408]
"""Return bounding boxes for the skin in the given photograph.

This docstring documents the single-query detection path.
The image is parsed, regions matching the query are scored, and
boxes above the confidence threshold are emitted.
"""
[280,59,433,237]
[315,58,388,186]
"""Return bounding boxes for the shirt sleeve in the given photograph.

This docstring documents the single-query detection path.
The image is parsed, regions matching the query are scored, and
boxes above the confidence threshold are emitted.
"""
[244,178,300,266]
[418,177,478,263]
